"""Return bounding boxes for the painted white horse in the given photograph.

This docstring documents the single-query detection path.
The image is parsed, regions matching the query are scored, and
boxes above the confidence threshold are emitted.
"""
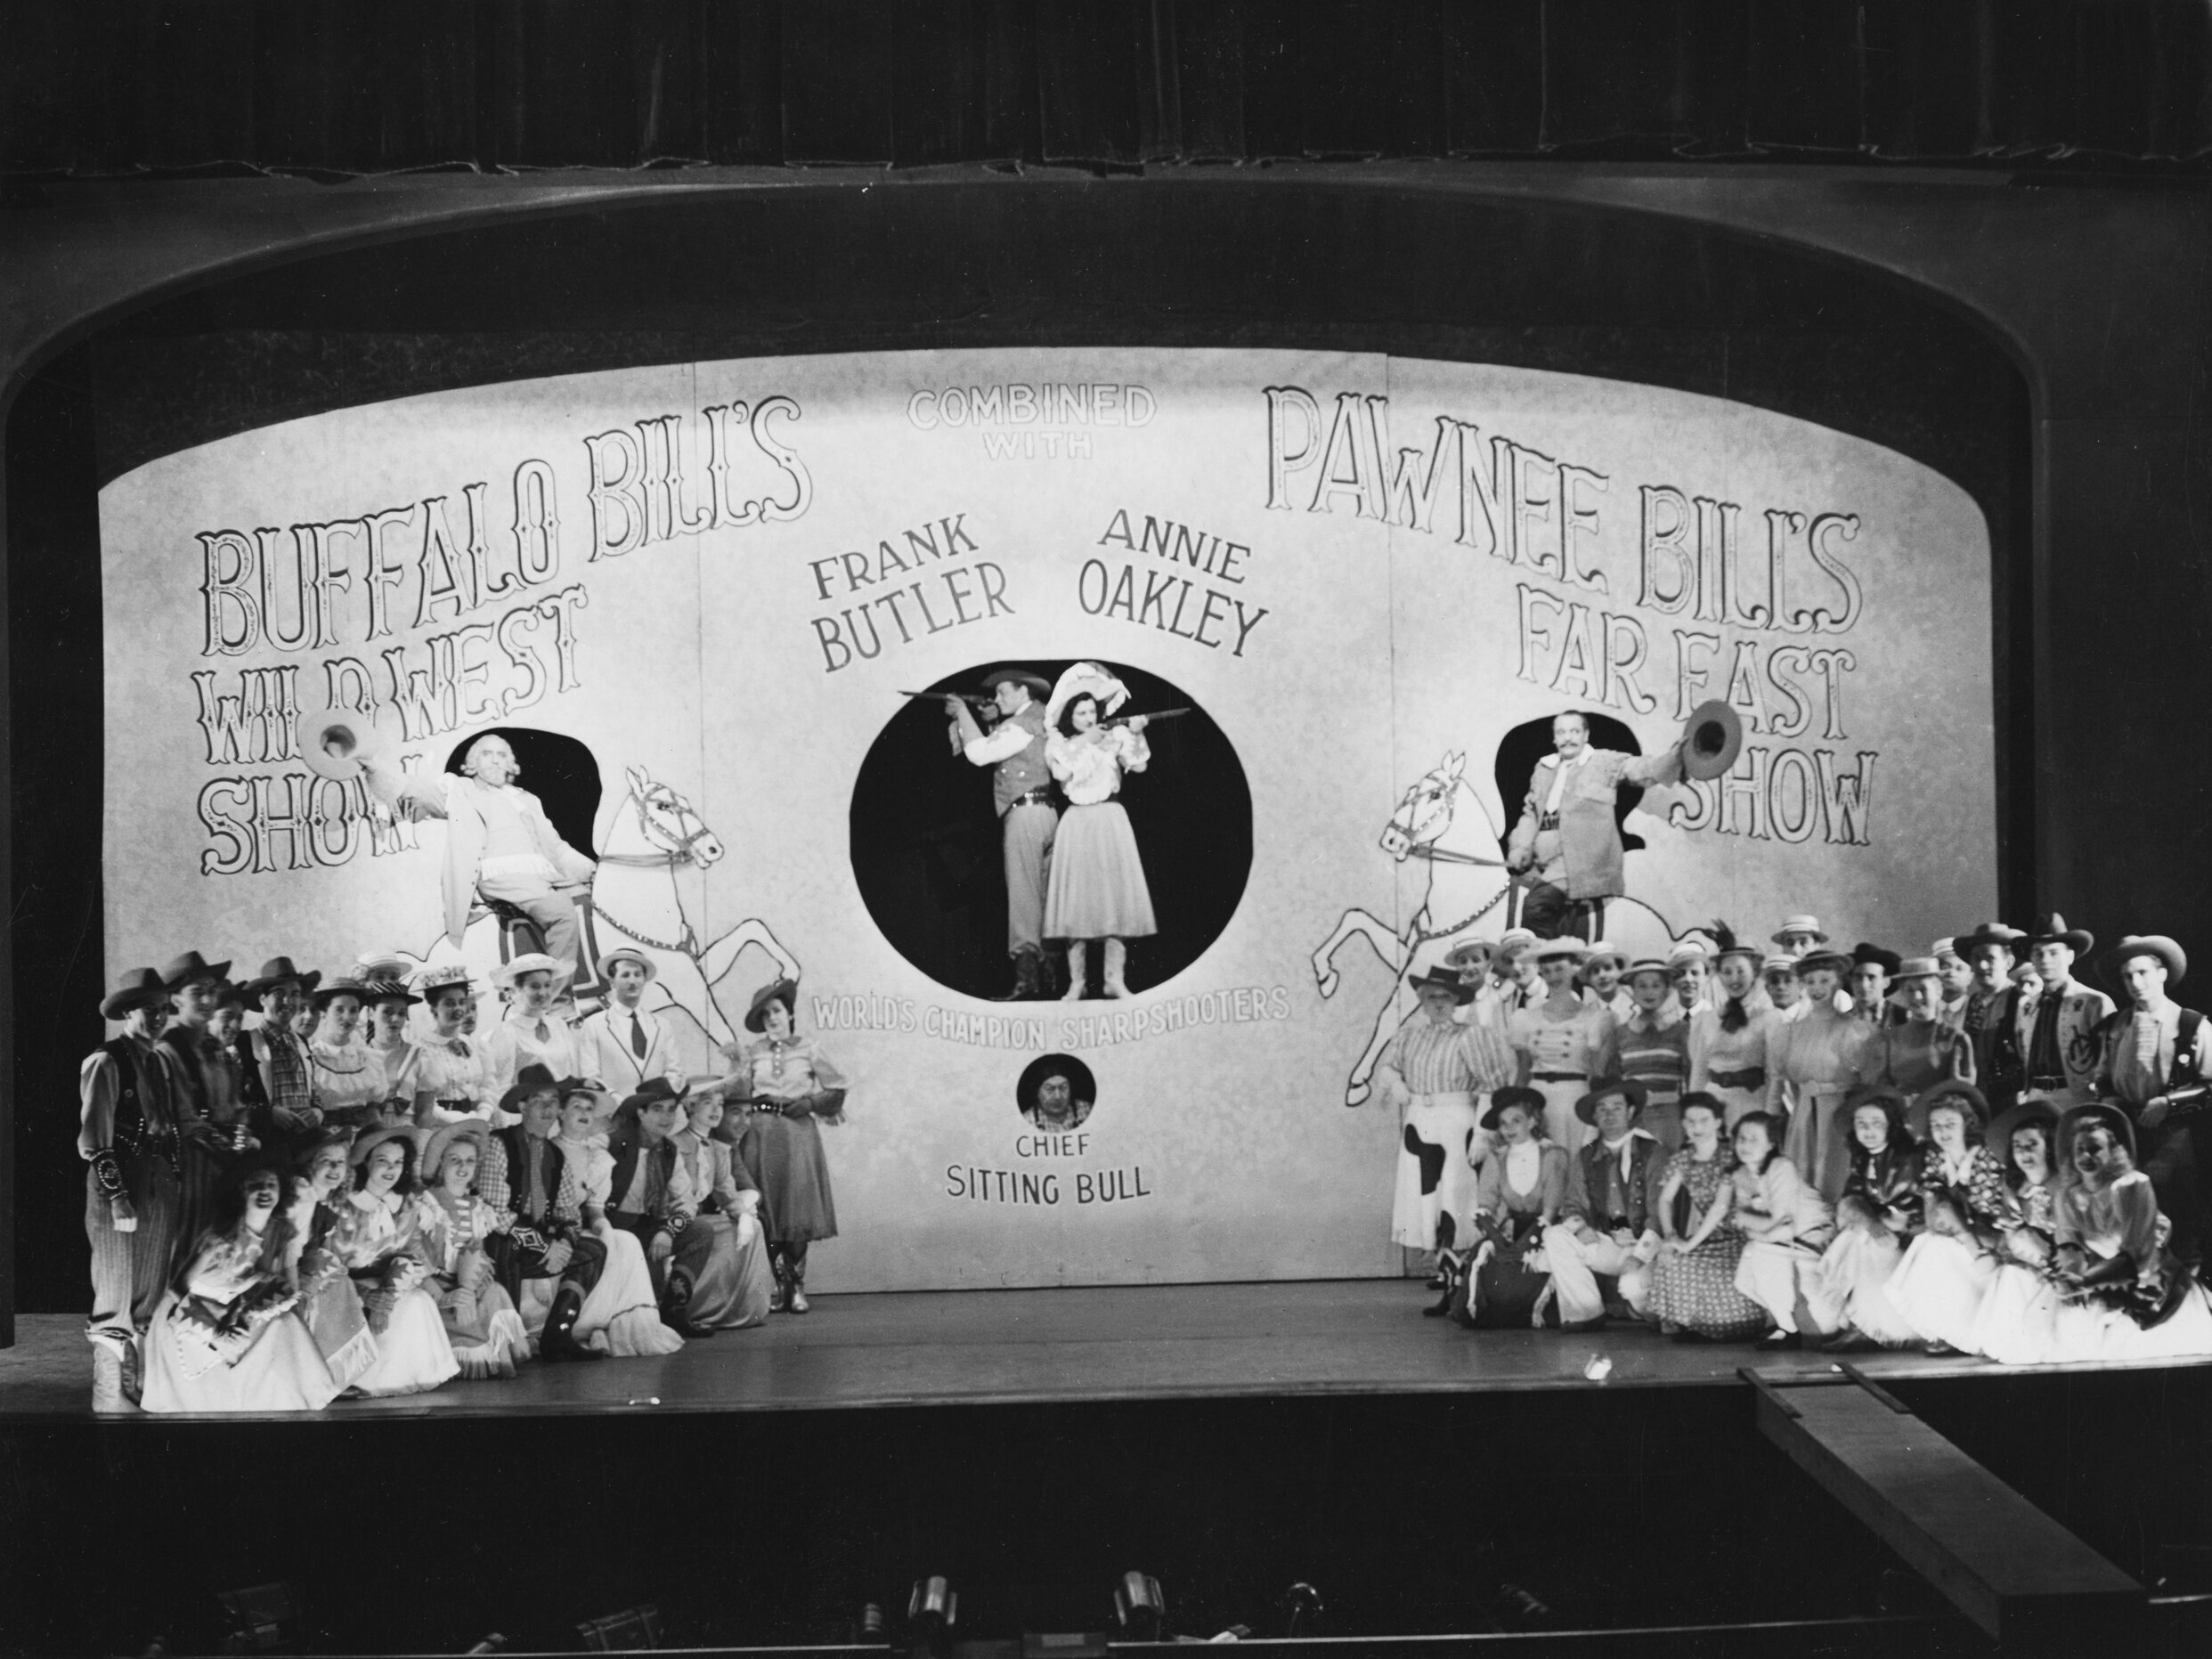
[396,765,799,1055]
[1309,750,1688,1107]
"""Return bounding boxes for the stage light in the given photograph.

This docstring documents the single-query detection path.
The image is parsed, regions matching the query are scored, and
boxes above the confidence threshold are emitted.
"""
[907,1576,958,1654]
[1111,1572,1167,1640]
[577,1604,663,1651]
[858,1601,889,1642]
[1282,1582,1323,1638]
[216,1582,306,1654]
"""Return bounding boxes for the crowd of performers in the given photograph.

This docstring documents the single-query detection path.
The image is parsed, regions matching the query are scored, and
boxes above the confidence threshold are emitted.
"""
[77,944,848,1413]
[1374,914,2212,1362]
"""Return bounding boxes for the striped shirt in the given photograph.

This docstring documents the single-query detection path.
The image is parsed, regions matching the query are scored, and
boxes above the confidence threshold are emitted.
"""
[1615,1015,1690,1102]
[1378,1016,1513,1096]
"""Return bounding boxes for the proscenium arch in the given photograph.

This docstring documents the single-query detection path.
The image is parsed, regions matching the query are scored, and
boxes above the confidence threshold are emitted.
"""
[5,170,2038,1323]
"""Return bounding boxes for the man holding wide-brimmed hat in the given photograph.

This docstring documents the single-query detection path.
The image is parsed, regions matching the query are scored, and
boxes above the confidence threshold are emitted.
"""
[946,665,1060,999]
[1371,966,1515,1260]
[1541,1078,1666,1330]
[2013,915,2114,1108]
[1503,710,1695,940]
[2094,934,2212,1258]
[580,947,688,1094]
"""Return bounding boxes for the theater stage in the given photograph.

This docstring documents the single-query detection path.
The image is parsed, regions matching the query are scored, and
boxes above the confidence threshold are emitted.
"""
[5,1277,2200,1421]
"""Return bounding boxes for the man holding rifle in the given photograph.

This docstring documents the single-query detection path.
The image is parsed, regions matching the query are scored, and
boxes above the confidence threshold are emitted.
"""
[945,666,1059,1000]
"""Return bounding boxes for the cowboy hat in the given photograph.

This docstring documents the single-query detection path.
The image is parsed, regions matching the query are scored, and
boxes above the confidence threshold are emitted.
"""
[1771,915,1828,946]
[1889,956,1943,986]
[617,1076,692,1117]
[1850,942,1902,976]
[1957,922,2026,956]
[347,1121,418,1170]
[976,664,1052,700]
[1574,1076,1647,1124]
[418,1119,491,1187]
[1405,965,1476,1004]
[498,1061,565,1113]
[596,947,658,984]
[1481,1086,1548,1131]
[239,956,321,998]
[160,951,232,988]
[2060,1101,2138,1165]
[2027,914,2094,954]
[1985,1095,2063,1164]
[2109,934,2186,984]
[744,977,801,1033]
[101,967,171,1021]
[1908,1078,1990,1141]
[492,952,567,988]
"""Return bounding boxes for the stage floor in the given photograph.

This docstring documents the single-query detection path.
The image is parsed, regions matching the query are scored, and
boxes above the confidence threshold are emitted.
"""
[4,1278,2203,1421]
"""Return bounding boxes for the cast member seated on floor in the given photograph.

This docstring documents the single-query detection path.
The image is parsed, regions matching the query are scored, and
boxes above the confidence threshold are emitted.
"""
[1802,1086,1923,1353]
[1540,1078,1666,1331]
[721,979,848,1315]
[1728,1111,1834,1352]
[1614,958,1689,1153]
[294,1129,381,1394]
[603,1081,732,1339]
[412,1119,533,1379]
[2037,1102,2212,1362]
[549,1079,687,1356]
[140,1158,342,1415]
[1438,1087,1567,1329]
[671,1083,776,1330]
[1963,1097,2068,1363]
[1885,1081,2018,1356]
[321,1125,461,1397]
[1646,1092,1769,1343]
[1374,965,1514,1275]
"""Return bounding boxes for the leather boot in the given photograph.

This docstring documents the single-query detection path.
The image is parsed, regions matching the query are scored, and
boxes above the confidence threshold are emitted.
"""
[120,1332,145,1407]
[1061,943,1087,1001]
[1102,938,1131,998]
[90,1338,137,1414]
[996,949,1041,1002]
[769,1249,788,1313]
[785,1250,811,1315]
[539,1283,606,1362]
[662,1266,714,1338]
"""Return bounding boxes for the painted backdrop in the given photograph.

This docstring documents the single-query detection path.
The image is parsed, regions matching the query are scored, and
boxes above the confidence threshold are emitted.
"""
[100,348,1995,1290]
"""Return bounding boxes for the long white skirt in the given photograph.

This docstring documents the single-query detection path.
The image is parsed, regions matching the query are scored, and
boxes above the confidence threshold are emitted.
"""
[350,1286,462,1397]
[1967,1264,2064,1364]
[518,1227,684,1358]
[1736,1239,1822,1333]
[1391,1093,1482,1250]
[2045,1278,2212,1364]
[1044,801,1157,939]
[687,1212,776,1330]
[1887,1231,2001,1350]
[1806,1226,1918,1346]
[141,1296,342,1416]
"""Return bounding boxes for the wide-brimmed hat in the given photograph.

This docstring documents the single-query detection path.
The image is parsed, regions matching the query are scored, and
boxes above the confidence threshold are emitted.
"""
[1931,936,1962,960]
[1406,965,1476,1004]
[596,947,658,984]
[1908,1078,1990,1141]
[1850,942,1901,976]
[1045,661,1133,729]
[413,963,476,999]
[2027,914,2094,954]
[1666,939,1710,969]
[1796,949,1853,978]
[1890,956,1943,986]
[347,1121,417,1169]
[618,1076,692,1117]
[1581,940,1629,972]
[1534,937,1588,963]
[160,950,232,989]
[308,976,376,1008]
[976,664,1052,700]
[744,977,801,1033]
[1958,923,2026,957]
[2062,1100,2140,1165]
[1496,928,1538,956]
[1625,956,1673,985]
[1441,939,1495,973]
[1986,1096,2063,1165]
[240,956,321,999]
[102,967,172,1021]
[1481,1086,1548,1131]
[2109,934,2186,985]
[1771,915,1828,946]
[492,952,567,988]
[418,1119,491,1186]
[360,978,420,1006]
[499,1061,565,1112]
[1574,1076,1647,1124]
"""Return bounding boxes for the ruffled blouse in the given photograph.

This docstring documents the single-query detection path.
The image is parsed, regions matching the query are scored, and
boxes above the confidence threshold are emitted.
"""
[1045,726,1149,805]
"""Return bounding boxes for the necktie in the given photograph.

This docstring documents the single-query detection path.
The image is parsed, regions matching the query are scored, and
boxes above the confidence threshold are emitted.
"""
[630,1012,647,1059]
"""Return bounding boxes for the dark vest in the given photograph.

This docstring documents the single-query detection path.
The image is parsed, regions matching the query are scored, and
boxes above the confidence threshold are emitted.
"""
[101,1036,175,1162]
[990,703,1053,817]
[604,1131,675,1217]
[1576,1135,1656,1233]
[495,1125,568,1225]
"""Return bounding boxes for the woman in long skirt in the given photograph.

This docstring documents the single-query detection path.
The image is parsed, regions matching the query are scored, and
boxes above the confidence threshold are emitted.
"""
[1647,1093,1769,1341]
[294,1129,380,1392]
[722,980,848,1313]
[1886,1081,2017,1354]
[671,1087,775,1329]
[2041,1103,2212,1363]
[1769,951,1871,1202]
[142,1158,341,1415]
[411,1120,531,1379]
[1731,1111,1834,1349]
[1509,940,1617,1158]
[546,1086,687,1357]
[321,1125,459,1396]
[1805,1086,1923,1351]
[1965,1097,2066,1363]
[1446,1087,1568,1329]
[1043,662,1157,1000]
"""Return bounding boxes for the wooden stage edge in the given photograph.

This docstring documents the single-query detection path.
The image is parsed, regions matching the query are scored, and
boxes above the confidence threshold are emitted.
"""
[3,1278,2206,1424]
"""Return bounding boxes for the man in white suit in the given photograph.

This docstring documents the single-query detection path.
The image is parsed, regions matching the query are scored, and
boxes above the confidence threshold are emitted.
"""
[580,947,689,1094]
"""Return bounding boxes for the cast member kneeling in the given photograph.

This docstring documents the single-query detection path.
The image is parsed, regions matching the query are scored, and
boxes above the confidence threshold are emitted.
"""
[1438,1087,1566,1329]
[672,1084,776,1329]
[1541,1078,1666,1331]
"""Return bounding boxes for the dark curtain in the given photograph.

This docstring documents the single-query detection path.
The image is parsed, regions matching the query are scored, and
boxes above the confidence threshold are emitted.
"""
[6,0,2209,176]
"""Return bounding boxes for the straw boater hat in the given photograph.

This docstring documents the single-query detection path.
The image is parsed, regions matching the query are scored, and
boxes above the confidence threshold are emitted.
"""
[1481,1086,1548,1131]
[1496,927,1538,958]
[352,950,415,981]
[1931,936,1962,961]
[2028,914,2094,954]
[1582,940,1629,972]
[976,663,1052,700]
[347,1121,417,1171]
[745,977,801,1033]
[2109,934,2186,984]
[239,956,321,999]
[2059,1100,2138,1165]
[1534,937,1588,963]
[1761,954,1800,978]
[418,1119,490,1187]
[308,976,375,1007]
[1406,965,1476,1004]
[1045,661,1132,729]
[1442,939,1495,974]
[360,977,420,1006]
[101,968,170,1021]
[160,950,232,988]
[596,946,657,984]
[1985,1095,2062,1164]
[413,963,476,1004]
[2007,962,2042,987]
[1574,1076,1647,1124]
[1666,939,1710,970]
[1772,915,1828,946]
[1625,956,1672,984]
[1890,956,1943,985]
[492,952,566,988]
[1908,1078,1990,1142]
